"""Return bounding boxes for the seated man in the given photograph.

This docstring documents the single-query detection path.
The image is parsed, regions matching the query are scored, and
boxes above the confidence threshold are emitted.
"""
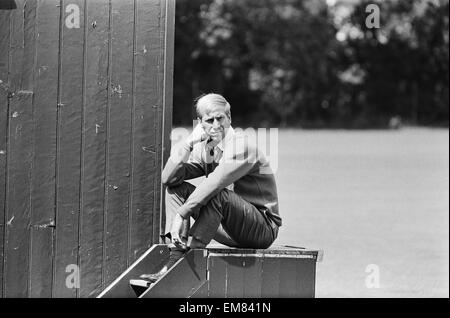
[140,93,282,282]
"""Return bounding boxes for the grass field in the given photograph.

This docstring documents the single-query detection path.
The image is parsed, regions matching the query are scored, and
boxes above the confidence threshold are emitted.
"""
[273,127,449,297]
[172,127,449,297]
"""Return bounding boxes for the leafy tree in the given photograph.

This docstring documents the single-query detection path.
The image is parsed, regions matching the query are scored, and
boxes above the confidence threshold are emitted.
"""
[173,0,449,128]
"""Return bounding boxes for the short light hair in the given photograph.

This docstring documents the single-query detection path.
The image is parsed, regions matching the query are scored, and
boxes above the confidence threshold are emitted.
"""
[195,93,231,119]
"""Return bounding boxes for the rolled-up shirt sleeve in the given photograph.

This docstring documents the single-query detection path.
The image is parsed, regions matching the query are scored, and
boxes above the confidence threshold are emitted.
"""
[177,136,257,219]
[163,143,205,186]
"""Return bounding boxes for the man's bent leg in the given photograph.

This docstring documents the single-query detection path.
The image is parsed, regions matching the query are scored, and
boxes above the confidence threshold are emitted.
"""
[189,189,276,249]
[139,182,196,283]
[138,183,241,283]
[164,182,239,247]
[163,182,196,242]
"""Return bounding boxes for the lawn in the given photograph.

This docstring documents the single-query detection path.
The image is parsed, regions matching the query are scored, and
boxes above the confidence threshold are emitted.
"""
[171,127,449,297]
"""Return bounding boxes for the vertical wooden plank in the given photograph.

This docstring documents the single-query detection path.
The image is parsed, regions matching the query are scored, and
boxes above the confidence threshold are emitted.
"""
[29,227,53,298]
[261,257,281,297]
[21,0,37,91]
[29,0,60,298]
[295,259,316,298]
[225,257,245,298]
[207,256,227,297]
[0,10,11,84]
[4,91,33,297]
[278,258,299,297]
[103,0,134,287]
[8,0,24,93]
[53,0,84,298]
[152,0,166,245]
[0,89,7,299]
[158,0,175,242]
[23,0,57,298]
[79,0,109,298]
[0,9,11,299]
[129,0,161,262]
[3,0,32,298]
[242,257,262,297]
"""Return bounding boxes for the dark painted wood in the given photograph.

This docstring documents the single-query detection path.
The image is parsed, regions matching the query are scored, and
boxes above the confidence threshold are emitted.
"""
[21,0,36,91]
[25,0,55,298]
[210,256,263,298]
[29,0,60,298]
[278,258,299,297]
[207,255,227,297]
[152,0,164,246]
[3,1,29,298]
[1,0,174,298]
[140,249,207,298]
[295,259,316,298]
[0,10,11,84]
[4,91,33,297]
[98,244,169,298]
[103,0,134,287]
[224,257,245,298]
[129,0,161,263]
[243,257,263,297]
[158,0,176,242]
[53,0,85,298]
[207,245,320,257]
[260,257,281,297]
[190,280,208,298]
[0,9,10,298]
[102,246,318,298]
[8,0,24,93]
[78,0,109,298]
[29,227,53,298]
[207,247,318,298]
[0,88,7,299]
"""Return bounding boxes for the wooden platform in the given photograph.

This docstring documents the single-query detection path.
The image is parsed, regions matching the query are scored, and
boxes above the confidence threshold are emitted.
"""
[98,244,323,298]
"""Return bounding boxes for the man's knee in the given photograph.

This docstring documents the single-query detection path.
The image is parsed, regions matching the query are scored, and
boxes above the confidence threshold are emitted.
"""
[205,188,230,208]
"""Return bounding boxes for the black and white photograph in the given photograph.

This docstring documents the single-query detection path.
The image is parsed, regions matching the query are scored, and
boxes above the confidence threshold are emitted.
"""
[0,0,448,300]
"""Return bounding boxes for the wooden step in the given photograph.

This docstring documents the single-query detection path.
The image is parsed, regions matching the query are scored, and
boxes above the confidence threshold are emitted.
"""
[97,244,169,298]
[98,243,323,298]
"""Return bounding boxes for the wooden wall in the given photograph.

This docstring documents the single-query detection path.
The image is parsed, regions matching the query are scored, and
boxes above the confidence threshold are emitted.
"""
[0,0,174,297]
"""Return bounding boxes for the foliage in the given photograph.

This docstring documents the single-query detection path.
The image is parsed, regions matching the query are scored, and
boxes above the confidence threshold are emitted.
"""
[173,0,449,128]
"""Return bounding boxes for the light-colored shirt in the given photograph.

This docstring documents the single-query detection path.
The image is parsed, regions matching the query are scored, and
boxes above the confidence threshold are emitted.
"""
[165,127,282,227]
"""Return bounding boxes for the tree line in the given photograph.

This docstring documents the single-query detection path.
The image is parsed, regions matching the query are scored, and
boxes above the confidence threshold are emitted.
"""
[173,0,449,128]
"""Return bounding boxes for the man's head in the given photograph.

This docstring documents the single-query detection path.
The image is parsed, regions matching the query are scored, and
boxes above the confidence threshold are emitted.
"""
[195,93,232,143]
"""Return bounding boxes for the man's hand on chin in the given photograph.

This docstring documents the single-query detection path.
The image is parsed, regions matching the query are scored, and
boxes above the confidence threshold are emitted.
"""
[187,123,208,148]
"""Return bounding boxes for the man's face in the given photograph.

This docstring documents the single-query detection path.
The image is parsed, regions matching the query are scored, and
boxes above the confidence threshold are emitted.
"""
[200,105,231,143]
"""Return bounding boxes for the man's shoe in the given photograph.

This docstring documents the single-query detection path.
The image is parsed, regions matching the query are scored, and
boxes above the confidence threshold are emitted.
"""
[134,248,187,284]
[129,278,152,288]
[139,269,167,283]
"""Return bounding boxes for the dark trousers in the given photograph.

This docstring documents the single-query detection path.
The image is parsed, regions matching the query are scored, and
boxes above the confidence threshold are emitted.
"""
[164,182,278,249]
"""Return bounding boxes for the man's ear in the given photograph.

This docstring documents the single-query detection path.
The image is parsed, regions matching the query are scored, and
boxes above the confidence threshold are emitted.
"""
[226,111,232,122]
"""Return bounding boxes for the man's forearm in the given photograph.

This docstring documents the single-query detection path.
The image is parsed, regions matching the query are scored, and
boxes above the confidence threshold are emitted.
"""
[161,142,192,185]
[177,141,256,219]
